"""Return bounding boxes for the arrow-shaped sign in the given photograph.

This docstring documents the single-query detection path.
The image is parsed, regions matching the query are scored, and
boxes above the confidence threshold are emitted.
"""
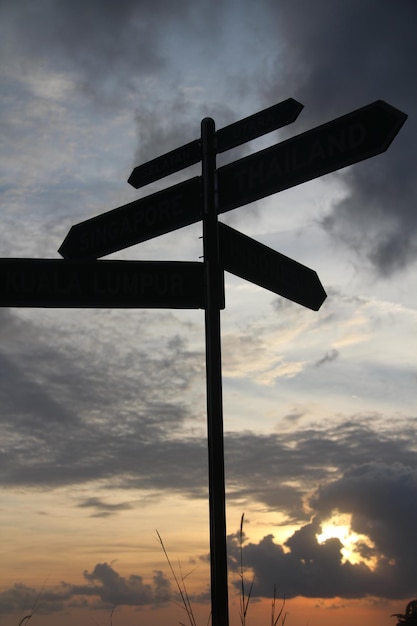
[216,97,303,153]
[217,100,407,213]
[0,258,207,309]
[127,98,303,189]
[218,223,326,310]
[59,176,201,260]
[127,139,201,190]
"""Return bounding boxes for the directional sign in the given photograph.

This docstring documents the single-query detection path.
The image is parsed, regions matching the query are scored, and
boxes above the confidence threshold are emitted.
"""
[0,259,207,309]
[59,176,201,260]
[60,100,406,262]
[128,98,303,189]
[216,98,303,153]
[128,139,201,189]
[218,223,326,310]
[217,100,407,213]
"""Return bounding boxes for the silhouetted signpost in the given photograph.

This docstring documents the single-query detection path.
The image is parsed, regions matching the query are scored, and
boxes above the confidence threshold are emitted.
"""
[217,100,407,213]
[127,98,303,189]
[128,139,201,189]
[218,223,326,311]
[58,176,201,260]
[0,259,206,309]
[59,100,406,263]
[2,98,407,626]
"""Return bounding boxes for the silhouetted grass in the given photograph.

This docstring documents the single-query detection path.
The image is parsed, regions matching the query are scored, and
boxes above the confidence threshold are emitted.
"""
[157,529,204,626]
[16,519,287,625]
[157,514,287,626]
[238,513,254,626]
[17,578,46,626]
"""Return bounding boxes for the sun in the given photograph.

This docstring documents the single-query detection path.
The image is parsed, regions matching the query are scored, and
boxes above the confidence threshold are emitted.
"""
[316,513,376,567]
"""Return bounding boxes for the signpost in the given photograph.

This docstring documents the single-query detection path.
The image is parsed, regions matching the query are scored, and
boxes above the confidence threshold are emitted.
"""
[127,139,201,189]
[59,100,406,262]
[218,223,327,311]
[127,98,304,189]
[53,98,406,626]
[217,100,407,213]
[216,97,303,153]
[0,258,206,309]
[2,97,406,626]
[58,176,201,260]
[202,118,228,626]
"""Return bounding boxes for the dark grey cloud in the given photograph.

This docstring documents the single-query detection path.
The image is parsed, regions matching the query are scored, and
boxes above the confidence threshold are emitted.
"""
[314,349,339,368]
[0,311,208,493]
[262,0,417,277]
[2,329,417,522]
[78,562,170,607]
[0,582,73,616]
[227,462,417,600]
[2,371,417,603]
[0,0,194,106]
[310,462,417,591]
[0,563,171,615]
[77,497,135,518]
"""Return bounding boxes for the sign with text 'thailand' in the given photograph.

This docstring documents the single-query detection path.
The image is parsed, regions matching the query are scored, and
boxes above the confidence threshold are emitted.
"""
[217,100,407,213]
[0,258,206,309]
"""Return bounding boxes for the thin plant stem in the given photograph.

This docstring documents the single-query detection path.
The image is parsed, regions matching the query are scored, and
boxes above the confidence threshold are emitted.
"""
[18,578,47,626]
[271,587,287,626]
[239,513,254,626]
[156,529,198,626]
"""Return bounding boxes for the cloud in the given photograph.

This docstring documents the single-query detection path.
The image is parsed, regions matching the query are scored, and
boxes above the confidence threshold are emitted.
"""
[310,462,417,589]
[78,562,169,607]
[77,497,135,517]
[2,410,417,602]
[262,0,417,276]
[0,582,73,616]
[2,305,416,529]
[314,349,339,367]
[0,563,171,615]
[0,0,191,104]
[227,461,417,599]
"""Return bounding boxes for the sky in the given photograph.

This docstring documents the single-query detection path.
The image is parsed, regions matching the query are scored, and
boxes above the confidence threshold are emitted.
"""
[0,1,416,625]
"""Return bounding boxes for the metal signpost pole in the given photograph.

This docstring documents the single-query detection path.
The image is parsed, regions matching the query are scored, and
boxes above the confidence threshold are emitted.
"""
[201,117,229,626]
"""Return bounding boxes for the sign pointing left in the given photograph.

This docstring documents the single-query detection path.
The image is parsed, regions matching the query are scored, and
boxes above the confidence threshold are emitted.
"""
[0,259,206,309]
[127,139,201,190]
[58,176,201,260]
[127,98,303,189]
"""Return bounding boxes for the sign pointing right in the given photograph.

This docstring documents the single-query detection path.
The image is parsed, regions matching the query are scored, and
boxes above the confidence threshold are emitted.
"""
[218,223,326,311]
[217,100,407,213]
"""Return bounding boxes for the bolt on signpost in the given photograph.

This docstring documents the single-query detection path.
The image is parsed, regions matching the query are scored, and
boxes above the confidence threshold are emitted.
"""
[2,98,407,626]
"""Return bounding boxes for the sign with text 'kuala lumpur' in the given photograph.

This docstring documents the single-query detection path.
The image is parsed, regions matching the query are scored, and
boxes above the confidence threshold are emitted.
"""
[59,100,406,262]
[0,259,206,309]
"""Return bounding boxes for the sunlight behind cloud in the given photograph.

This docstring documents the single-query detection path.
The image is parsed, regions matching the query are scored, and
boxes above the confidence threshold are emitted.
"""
[317,513,377,568]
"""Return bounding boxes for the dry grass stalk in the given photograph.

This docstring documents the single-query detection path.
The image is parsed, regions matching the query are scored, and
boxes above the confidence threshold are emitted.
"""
[239,513,254,626]
[156,529,199,626]
[271,586,287,626]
